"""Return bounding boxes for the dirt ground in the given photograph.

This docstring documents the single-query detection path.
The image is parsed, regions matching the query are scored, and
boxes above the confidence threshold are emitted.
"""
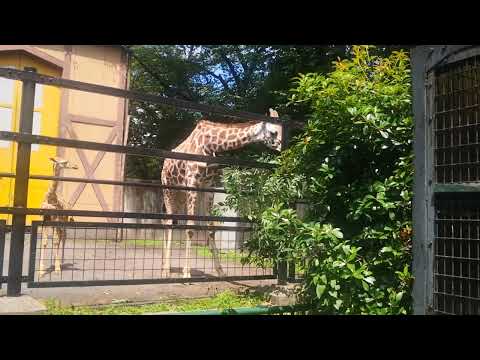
[0,279,278,306]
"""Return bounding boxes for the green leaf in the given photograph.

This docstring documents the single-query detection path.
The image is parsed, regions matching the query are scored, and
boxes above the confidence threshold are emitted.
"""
[316,285,326,299]
[364,276,375,285]
[332,228,343,239]
[362,281,369,291]
[396,292,404,302]
[334,299,343,310]
[328,291,338,298]
[380,130,389,138]
[353,271,364,280]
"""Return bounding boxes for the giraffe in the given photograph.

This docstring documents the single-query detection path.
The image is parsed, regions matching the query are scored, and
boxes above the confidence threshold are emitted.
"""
[38,157,78,278]
[161,109,282,278]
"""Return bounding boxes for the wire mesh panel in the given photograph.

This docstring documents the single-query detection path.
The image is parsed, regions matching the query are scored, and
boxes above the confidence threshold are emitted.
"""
[433,55,480,314]
[435,55,480,184]
[28,221,274,287]
[434,194,480,314]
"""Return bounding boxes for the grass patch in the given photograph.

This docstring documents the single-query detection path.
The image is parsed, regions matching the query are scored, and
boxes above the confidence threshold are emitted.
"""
[125,239,162,247]
[193,245,242,263]
[121,239,243,263]
[42,290,267,315]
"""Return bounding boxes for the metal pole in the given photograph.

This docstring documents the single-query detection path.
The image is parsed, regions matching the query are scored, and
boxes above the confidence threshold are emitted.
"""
[7,67,36,296]
[278,120,290,286]
[281,122,290,151]
[0,220,6,289]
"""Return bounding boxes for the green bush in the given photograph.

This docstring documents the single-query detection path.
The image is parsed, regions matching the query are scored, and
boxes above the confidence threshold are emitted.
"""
[223,46,414,314]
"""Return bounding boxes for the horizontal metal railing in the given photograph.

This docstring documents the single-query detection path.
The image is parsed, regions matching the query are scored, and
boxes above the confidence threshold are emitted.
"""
[0,67,288,124]
[36,220,252,231]
[0,131,276,169]
[0,207,247,222]
[0,172,228,194]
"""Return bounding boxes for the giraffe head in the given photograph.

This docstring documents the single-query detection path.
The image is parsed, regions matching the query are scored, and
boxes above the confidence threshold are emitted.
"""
[49,157,78,170]
[258,121,283,152]
[254,108,282,151]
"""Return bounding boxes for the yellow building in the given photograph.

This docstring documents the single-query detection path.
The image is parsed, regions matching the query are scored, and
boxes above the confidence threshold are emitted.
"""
[0,45,130,224]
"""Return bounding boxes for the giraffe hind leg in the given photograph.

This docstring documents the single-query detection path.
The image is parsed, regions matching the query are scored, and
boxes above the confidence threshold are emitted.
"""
[161,190,178,278]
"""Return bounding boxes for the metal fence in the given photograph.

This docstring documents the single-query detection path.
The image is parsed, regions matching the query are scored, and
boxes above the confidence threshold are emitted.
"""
[432,54,480,314]
[27,221,274,287]
[0,67,298,296]
[412,45,480,315]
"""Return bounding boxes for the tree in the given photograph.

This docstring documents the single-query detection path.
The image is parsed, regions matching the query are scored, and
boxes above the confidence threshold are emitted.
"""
[222,46,414,314]
[125,45,409,179]
[125,45,358,178]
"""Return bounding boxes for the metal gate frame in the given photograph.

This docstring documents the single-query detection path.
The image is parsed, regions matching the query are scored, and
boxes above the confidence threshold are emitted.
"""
[412,45,480,315]
[0,67,299,295]
[0,220,5,289]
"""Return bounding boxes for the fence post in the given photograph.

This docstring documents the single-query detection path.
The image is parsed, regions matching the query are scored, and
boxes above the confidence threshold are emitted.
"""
[278,118,291,286]
[0,220,6,289]
[6,67,36,296]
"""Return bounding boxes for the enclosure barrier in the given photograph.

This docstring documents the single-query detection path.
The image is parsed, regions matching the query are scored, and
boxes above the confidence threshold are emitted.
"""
[412,45,480,315]
[0,67,298,296]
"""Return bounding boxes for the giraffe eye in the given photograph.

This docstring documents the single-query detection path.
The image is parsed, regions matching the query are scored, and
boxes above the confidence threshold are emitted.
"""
[270,131,278,138]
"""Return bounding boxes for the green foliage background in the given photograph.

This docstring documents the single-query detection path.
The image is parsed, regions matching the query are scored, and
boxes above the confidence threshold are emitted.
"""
[222,46,414,314]
[126,45,413,314]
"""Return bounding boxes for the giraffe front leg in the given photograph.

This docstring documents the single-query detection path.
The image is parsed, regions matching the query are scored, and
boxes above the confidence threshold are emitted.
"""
[183,190,198,279]
[38,225,50,278]
[183,223,194,279]
[53,228,62,274]
[207,226,226,277]
[162,223,172,278]
[161,192,176,278]
[205,192,225,277]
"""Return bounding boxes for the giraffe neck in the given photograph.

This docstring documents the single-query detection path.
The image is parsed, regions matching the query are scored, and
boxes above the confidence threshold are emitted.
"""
[196,121,264,155]
[45,165,61,204]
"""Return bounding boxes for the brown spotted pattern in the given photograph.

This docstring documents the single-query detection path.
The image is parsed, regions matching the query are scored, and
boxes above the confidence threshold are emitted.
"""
[160,119,277,278]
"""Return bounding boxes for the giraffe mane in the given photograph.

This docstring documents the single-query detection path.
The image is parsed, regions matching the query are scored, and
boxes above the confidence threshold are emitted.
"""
[197,119,261,129]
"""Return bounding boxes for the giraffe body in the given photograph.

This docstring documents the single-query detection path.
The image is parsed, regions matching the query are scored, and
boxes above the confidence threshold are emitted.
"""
[161,110,282,278]
[38,157,78,277]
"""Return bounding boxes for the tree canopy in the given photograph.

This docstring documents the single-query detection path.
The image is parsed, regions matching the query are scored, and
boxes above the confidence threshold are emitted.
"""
[222,46,413,314]
[124,45,414,314]
[125,45,356,178]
